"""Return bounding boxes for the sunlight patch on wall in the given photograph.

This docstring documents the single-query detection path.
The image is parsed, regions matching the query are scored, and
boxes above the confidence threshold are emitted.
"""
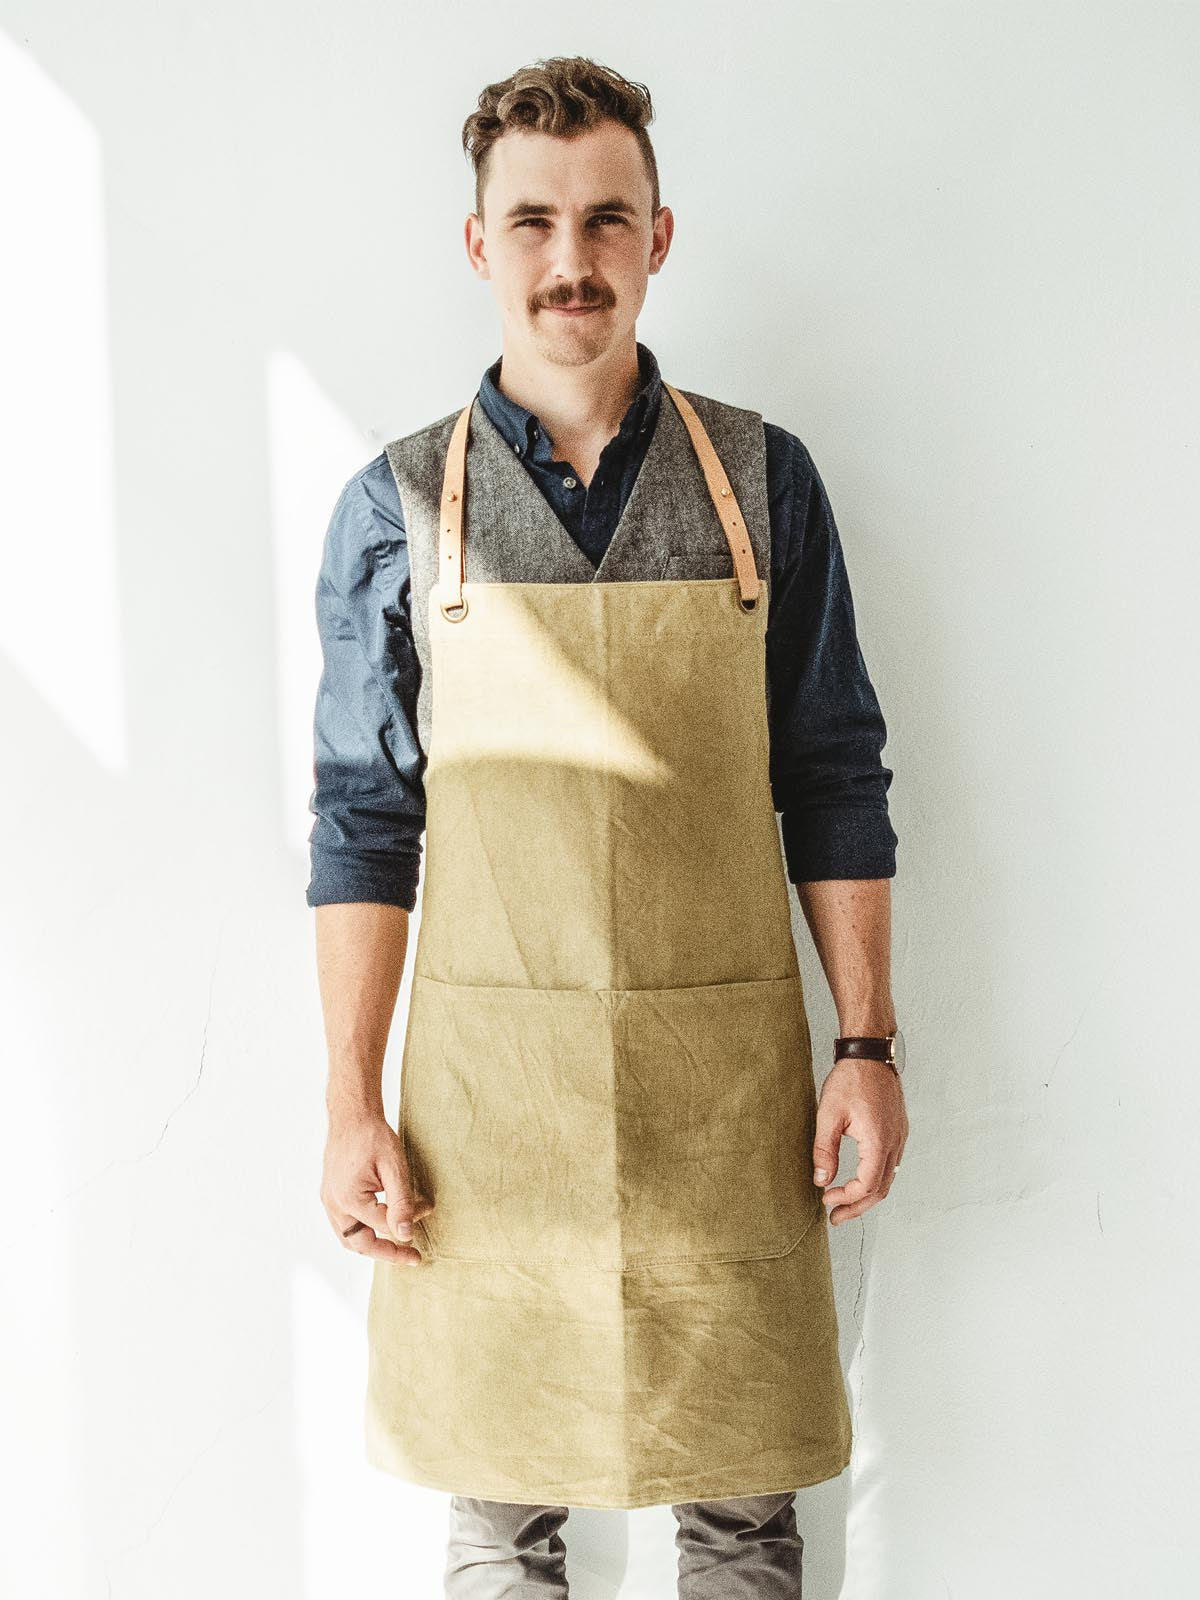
[0,33,125,769]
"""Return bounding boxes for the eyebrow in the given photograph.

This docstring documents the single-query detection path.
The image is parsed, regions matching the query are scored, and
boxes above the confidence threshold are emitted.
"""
[502,197,638,221]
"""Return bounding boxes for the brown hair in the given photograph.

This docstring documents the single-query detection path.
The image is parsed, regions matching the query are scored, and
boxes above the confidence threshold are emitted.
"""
[462,56,660,228]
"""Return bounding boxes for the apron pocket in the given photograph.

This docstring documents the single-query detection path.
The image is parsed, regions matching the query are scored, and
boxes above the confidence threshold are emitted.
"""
[399,972,822,1271]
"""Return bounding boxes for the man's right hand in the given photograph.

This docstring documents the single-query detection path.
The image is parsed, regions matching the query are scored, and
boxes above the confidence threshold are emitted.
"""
[320,1112,434,1265]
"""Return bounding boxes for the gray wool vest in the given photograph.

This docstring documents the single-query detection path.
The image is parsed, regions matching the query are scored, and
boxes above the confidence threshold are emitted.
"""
[383,384,771,767]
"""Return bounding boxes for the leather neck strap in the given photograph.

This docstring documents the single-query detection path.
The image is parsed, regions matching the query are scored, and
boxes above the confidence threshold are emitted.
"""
[436,380,762,620]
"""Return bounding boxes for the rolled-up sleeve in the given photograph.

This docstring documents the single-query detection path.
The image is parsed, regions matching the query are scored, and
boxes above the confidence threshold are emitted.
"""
[305,459,426,909]
[763,423,898,882]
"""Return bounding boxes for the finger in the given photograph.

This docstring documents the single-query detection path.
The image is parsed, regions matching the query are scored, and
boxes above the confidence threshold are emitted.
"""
[362,1196,407,1237]
[341,1220,425,1263]
[853,1143,892,1193]
[821,1174,871,1208]
[821,1144,890,1207]
[828,1193,885,1226]
[335,1197,424,1263]
[827,1152,904,1221]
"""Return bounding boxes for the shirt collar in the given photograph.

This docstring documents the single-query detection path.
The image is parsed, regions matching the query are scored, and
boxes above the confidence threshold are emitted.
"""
[478,341,663,461]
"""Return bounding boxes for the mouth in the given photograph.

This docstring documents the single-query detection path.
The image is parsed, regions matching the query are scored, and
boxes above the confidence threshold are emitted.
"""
[544,304,603,316]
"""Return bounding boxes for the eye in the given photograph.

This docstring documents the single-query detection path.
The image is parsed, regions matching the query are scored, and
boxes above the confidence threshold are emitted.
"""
[516,215,627,228]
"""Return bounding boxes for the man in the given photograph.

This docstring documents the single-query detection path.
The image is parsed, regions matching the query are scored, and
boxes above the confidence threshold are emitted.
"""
[309,54,907,1600]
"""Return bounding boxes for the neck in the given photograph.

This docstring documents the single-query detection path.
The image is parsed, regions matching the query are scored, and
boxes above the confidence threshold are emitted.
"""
[495,338,641,447]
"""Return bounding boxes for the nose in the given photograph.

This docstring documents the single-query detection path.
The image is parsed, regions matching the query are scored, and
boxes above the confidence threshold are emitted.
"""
[546,229,597,284]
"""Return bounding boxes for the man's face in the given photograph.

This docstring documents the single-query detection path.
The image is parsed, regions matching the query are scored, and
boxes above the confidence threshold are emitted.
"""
[465,120,672,370]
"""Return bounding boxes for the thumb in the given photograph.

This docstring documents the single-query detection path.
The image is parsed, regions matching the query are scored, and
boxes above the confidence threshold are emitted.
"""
[812,1106,844,1188]
[380,1158,417,1241]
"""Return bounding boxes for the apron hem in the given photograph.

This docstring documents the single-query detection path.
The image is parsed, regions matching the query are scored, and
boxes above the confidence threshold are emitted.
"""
[364,1442,853,1511]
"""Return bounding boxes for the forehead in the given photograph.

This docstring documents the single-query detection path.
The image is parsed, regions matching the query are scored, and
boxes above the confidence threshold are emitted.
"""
[486,122,648,207]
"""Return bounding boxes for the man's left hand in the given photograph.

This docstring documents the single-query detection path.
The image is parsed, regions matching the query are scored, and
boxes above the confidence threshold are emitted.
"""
[812,1058,909,1226]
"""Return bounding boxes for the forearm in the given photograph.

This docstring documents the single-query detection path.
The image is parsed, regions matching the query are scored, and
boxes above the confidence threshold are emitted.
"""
[314,903,411,1122]
[794,878,896,1036]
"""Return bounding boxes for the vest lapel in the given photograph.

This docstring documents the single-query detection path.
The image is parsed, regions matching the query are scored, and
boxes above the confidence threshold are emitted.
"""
[469,389,688,584]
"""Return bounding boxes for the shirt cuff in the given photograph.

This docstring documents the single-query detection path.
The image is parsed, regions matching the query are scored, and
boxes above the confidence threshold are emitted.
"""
[306,849,421,911]
[781,804,898,883]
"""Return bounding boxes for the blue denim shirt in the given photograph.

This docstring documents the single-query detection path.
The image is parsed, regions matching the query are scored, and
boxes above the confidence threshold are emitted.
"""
[307,342,897,910]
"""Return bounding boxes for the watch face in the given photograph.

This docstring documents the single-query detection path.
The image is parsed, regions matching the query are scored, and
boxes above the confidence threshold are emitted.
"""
[892,1028,906,1075]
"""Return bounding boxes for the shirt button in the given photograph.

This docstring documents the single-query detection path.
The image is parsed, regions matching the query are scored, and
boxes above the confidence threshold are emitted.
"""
[513,443,521,453]
[563,476,577,489]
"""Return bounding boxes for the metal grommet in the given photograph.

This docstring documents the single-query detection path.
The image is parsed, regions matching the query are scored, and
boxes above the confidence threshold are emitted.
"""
[440,595,468,622]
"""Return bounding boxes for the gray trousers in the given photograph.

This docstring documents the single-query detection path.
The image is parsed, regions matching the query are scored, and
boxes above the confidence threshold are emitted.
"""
[444,1492,804,1597]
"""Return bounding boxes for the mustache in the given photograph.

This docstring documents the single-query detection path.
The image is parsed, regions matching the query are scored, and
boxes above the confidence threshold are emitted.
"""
[537,290,611,309]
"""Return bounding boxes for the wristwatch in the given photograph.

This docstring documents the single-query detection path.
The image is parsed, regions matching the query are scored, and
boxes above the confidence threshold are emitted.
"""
[834,1029,905,1075]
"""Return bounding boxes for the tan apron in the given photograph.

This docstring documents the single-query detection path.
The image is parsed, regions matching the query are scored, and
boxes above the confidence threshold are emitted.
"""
[365,383,852,1509]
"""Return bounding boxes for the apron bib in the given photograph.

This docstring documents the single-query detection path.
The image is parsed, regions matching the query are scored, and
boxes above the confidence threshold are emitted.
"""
[364,382,852,1508]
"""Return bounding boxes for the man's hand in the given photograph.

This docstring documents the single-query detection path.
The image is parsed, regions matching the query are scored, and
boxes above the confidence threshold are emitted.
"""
[320,1112,435,1264]
[812,1058,909,1226]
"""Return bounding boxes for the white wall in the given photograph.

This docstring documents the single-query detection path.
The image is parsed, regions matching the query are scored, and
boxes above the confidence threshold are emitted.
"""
[1,4,1195,1596]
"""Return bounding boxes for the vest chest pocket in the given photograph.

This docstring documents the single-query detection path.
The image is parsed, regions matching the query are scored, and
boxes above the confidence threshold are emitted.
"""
[398,972,823,1273]
[661,551,743,581]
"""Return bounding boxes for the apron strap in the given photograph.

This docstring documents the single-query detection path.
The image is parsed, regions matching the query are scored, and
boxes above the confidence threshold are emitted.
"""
[663,384,761,611]
[436,380,762,619]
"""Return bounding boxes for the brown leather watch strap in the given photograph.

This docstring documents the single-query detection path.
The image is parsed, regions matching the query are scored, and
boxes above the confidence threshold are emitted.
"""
[834,1036,896,1066]
[435,382,762,618]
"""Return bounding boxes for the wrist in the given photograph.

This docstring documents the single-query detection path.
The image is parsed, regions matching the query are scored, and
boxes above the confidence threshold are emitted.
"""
[833,1025,905,1075]
[836,1012,897,1036]
[325,1081,385,1125]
